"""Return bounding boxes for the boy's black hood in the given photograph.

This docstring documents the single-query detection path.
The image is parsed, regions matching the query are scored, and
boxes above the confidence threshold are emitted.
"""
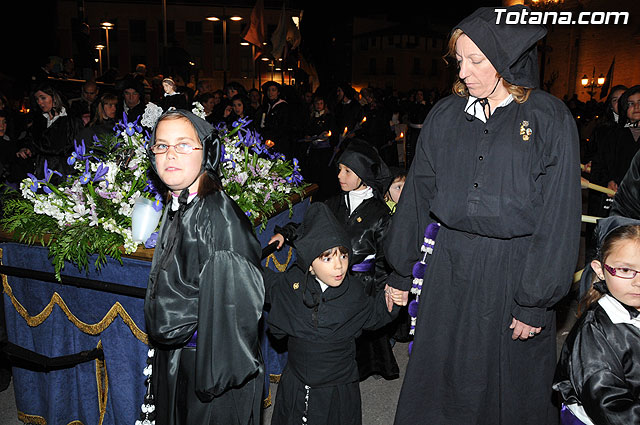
[454,4,547,88]
[295,202,352,270]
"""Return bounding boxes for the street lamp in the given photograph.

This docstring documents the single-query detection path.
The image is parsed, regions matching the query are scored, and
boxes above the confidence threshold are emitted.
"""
[206,14,243,87]
[581,67,605,100]
[95,44,105,76]
[100,21,114,70]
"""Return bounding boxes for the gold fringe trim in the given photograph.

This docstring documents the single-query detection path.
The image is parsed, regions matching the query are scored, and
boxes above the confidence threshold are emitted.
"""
[17,412,47,425]
[16,412,87,425]
[262,387,272,409]
[2,275,148,344]
[95,340,108,425]
[269,373,281,383]
[264,247,293,272]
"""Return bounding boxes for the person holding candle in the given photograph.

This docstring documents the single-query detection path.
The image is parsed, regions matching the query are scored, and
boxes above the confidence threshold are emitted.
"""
[143,109,264,425]
[384,5,581,424]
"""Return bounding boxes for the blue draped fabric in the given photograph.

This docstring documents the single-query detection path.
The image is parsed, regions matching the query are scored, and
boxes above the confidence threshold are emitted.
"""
[1,241,150,424]
[1,197,310,421]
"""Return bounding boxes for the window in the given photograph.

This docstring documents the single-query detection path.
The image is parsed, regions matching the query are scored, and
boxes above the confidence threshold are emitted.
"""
[371,37,377,48]
[186,21,202,38]
[432,38,438,49]
[130,20,146,43]
[158,20,176,43]
[360,37,368,50]
[386,57,394,75]
[413,58,421,74]
[430,58,438,76]
[369,58,377,75]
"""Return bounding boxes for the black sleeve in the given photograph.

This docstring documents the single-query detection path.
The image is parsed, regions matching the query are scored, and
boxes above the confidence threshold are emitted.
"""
[362,288,399,331]
[610,149,640,219]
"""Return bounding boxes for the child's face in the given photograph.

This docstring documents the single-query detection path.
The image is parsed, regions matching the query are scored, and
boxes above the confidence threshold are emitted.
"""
[387,177,405,203]
[337,164,362,192]
[153,117,203,193]
[310,249,349,287]
[592,240,640,311]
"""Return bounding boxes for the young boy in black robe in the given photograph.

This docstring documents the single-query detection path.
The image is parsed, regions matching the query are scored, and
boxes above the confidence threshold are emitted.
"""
[263,202,400,425]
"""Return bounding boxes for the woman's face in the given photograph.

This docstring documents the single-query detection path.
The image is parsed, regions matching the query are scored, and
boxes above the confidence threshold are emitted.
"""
[223,105,233,118]
[153,117,203,193]
[35,90,53,114]
[103,101,117,119]
[337,163,362,192]
[162,81,175,94]
[0,117,6,137]
[592,239,640,311]
[455,34,500,99]
[610,89,626,115]
[227,88,239,99]
[232,99,244,116]
[626,93,640,124]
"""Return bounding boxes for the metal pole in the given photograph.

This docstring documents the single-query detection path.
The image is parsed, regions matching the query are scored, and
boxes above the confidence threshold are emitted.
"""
[105,29,111,70]
[223,18,228,87]
[98,49,103,76]
[162,0,167,73]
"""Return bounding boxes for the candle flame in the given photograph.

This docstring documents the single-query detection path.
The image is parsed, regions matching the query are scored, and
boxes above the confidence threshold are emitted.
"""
[400,132,404,138]
[361,116,367,123]
[327,131,332,137]
[342,127,348,135]
[265,139,275,148]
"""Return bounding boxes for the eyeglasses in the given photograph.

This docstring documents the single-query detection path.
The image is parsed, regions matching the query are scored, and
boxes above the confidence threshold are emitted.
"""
[149,143,203,155]
[603,264,640,279]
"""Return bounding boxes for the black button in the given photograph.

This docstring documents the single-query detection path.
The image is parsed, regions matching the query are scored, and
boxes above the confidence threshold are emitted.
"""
[479,155,484,161]
[473,183,478,188]
[484,129,489,134]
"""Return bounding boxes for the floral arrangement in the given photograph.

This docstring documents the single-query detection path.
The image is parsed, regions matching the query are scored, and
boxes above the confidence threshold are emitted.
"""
[0,102,308,279]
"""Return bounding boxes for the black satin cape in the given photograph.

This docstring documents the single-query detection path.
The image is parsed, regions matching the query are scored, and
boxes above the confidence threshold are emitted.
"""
[610,148,640,219]
[144,190,265,425]
[553,296,640,424]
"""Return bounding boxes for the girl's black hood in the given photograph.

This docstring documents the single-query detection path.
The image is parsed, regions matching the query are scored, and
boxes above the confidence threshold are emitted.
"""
[337,138,391,199]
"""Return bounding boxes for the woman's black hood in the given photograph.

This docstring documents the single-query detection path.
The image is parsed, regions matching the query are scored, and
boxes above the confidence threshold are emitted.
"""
[454,4,547,88]
[294,202,352,271]
[337,138,391,199]
[148,109,221,178]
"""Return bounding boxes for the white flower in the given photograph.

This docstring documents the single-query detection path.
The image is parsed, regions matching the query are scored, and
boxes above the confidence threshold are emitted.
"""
[192,102,206,120]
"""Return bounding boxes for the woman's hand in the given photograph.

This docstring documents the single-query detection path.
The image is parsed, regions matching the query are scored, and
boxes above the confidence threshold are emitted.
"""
[384,285,408,312]
[16,148,32,159]
[510,317,542,340]
[607,180,618,193]
[268,233,285,250]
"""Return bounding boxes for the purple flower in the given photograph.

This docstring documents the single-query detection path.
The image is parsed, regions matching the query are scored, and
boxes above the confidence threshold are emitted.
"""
[67,139,88,165]
[92,163,109,183]
[144,232,158,249]
[26,173,39,193]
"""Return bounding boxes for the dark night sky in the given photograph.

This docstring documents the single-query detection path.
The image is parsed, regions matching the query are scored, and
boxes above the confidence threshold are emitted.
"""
[0,1,503,95]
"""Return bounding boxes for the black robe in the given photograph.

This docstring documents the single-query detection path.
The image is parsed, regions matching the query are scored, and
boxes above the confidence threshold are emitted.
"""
[610,148,640,219]
[553,295,640,425]
[144,191,265,425]
[384,91,582,424]
[280,193,399,381]
[264,265,398,425]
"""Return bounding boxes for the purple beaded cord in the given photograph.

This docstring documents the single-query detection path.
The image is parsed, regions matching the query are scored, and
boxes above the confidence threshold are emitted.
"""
[408,222,440,355]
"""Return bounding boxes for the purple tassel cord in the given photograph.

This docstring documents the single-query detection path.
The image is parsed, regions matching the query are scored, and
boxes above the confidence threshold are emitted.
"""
[408,222,440,355]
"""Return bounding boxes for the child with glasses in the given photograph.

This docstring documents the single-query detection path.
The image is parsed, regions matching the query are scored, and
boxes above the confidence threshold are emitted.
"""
[144,109,264,425]
[553,215,640,425]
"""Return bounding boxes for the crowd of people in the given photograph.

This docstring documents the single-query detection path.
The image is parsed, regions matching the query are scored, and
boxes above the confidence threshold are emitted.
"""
[2,3,640,425]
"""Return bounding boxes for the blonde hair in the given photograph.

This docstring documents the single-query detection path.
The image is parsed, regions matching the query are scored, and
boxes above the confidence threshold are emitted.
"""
[444,28,532,104]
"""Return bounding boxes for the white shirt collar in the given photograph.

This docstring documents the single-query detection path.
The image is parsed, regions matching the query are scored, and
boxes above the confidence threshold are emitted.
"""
[464,94,514,123]
[347,186,373,214]
[316,277,329,292]
[44,107,67,128]
[170,192,198,211]
[598,294,640,329]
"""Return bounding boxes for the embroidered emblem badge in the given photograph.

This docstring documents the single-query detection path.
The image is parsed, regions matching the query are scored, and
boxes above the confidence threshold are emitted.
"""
[519,120,532,142]
[356,217,362,222]
[293,282,300,290]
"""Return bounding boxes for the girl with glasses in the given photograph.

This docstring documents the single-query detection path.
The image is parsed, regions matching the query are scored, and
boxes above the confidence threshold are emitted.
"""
[144,109,264,425]
[554,216,640,425]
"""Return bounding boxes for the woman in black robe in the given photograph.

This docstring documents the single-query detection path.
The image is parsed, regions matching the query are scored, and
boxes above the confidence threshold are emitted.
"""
[143,109,264,425]
[384,5,582,424]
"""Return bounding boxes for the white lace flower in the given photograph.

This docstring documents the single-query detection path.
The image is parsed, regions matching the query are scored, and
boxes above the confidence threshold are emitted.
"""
[141,102,164,128]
